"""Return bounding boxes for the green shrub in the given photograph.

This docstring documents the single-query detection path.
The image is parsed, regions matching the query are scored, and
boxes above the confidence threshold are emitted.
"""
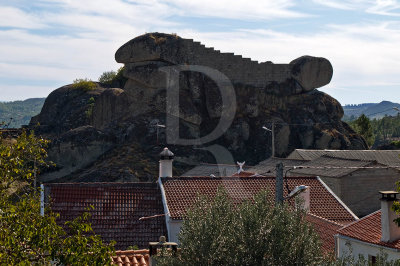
[157,188,324,266]
[98,67,127,88]
[72,78,96,91]
[98,71,117,85]
[85,97,95,119]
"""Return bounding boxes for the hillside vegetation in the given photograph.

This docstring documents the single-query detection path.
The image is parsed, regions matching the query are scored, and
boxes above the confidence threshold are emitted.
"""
[0,98,45,128]
[343,101,400,120]
[347,114,400,149]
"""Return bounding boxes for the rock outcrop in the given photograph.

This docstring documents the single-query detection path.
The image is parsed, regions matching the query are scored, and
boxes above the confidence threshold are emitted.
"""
[31,33,367,183]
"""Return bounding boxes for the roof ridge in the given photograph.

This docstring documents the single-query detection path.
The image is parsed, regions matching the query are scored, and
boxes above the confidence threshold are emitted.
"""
[337,209,381,233]
[320,154,376,163]
[295,149,400,152]
[167,176,319,180]
[316,177,359,221]
[45,181,158,185]
[307,212,345,227]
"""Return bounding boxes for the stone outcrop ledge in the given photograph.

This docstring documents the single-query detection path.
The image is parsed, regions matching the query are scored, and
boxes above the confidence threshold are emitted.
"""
[115,33,333,93]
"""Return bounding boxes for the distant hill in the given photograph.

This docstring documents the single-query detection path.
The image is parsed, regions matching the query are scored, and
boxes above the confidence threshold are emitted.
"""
[343,101,400,121]
[0,98,46,128]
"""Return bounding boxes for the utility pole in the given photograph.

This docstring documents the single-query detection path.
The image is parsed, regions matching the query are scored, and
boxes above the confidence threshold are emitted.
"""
[275,162,284,204]
[262,122,275,158]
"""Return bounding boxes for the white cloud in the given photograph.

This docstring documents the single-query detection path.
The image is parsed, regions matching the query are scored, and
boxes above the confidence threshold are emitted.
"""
[161,0,308,20]
[313,0,400,16]
[0,84,55,101]
[312,0,361,10]
[0,6,45,29]
[0,0,400,104]
[177,22,400,99]
[367,0,400,16]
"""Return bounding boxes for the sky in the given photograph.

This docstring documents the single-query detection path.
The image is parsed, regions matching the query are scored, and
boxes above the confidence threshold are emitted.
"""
[0,0,400,105]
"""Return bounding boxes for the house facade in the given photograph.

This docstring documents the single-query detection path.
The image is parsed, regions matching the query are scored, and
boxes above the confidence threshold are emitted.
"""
[252,150,400,217]
[336,191,400,262]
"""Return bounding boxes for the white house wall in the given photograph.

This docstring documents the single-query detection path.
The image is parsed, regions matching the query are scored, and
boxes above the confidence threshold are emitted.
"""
[337,235,400,262]
[168,220,183,243]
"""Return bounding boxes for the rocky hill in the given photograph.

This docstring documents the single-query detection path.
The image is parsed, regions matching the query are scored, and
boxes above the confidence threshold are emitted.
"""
[343,101,400,120]
[0,98,45,128]
[30,33,367,183]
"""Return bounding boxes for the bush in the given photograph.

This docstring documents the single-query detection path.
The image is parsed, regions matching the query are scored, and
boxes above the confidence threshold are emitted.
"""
[98,71,117,85]
[157,188,325,266]
[72,78,96,91]
[85,97,95,119]
[98,67,127,88]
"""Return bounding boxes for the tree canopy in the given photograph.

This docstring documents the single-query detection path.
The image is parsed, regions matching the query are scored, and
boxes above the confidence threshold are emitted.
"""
[157,188,325,265]
[0,130,114,265]
[348,114,375,147]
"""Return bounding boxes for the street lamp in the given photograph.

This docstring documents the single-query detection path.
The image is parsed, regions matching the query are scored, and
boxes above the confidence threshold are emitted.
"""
[152,122,165,144]
[262,122,275,158]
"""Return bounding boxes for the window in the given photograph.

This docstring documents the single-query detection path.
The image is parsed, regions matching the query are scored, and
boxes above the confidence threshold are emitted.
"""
[368,254,377,265]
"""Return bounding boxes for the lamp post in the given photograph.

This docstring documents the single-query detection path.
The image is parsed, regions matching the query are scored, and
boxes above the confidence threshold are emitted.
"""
[262,122,275,158]
[154,122,165,144]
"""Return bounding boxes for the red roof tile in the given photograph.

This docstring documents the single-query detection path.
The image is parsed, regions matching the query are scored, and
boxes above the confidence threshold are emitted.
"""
[338,210,400,249]
[112,249,150,266]
[161,176,357,225]
[45,182,167,250]
[306,213,343,253]
[231,171,257,177]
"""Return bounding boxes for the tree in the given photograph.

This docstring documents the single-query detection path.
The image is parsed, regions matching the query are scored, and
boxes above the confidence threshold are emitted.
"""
[98,67,127,88]
[157,188,325,265]
[350,114,375,147]
[0,130,114,265]
[98,70,117,85]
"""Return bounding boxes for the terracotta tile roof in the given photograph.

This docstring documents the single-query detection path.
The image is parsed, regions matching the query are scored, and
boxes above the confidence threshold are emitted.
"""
[231,171,258,177]
[338,210,400,250]
[45,182,167,250]
[161,176,357,225]
[112,249,150,266]
[291,155,376,177]
[287,149,400,167]
[306,213,343,253]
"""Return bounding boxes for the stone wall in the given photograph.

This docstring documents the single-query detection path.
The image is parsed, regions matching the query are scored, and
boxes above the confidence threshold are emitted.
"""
[115,33,333,93]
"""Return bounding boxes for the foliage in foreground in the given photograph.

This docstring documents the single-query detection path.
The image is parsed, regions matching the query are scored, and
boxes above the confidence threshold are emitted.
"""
[0,131,114,265]
[155,188,400,266]
[156,188,325,266]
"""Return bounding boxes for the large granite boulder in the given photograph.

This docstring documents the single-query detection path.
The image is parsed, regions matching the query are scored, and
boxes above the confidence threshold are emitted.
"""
[31,33,366,183]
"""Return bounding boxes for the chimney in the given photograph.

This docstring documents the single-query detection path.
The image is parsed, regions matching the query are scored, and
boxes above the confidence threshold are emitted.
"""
[380,191,400,242]
[296,185,310,212]
[159,147,174,178]
[286,185,310,211]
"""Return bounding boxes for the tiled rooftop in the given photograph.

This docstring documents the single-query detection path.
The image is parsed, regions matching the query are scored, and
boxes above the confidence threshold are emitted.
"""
[182,164,247,177]
[338,210,400,250]
[231,171,258,177]
[287,149,400,167]
[111,249,150,266]
[251,157,307,176]
[291,155,376,177]
[161,176,357,225]
[45,182,167,250]
[305,213,343,253]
